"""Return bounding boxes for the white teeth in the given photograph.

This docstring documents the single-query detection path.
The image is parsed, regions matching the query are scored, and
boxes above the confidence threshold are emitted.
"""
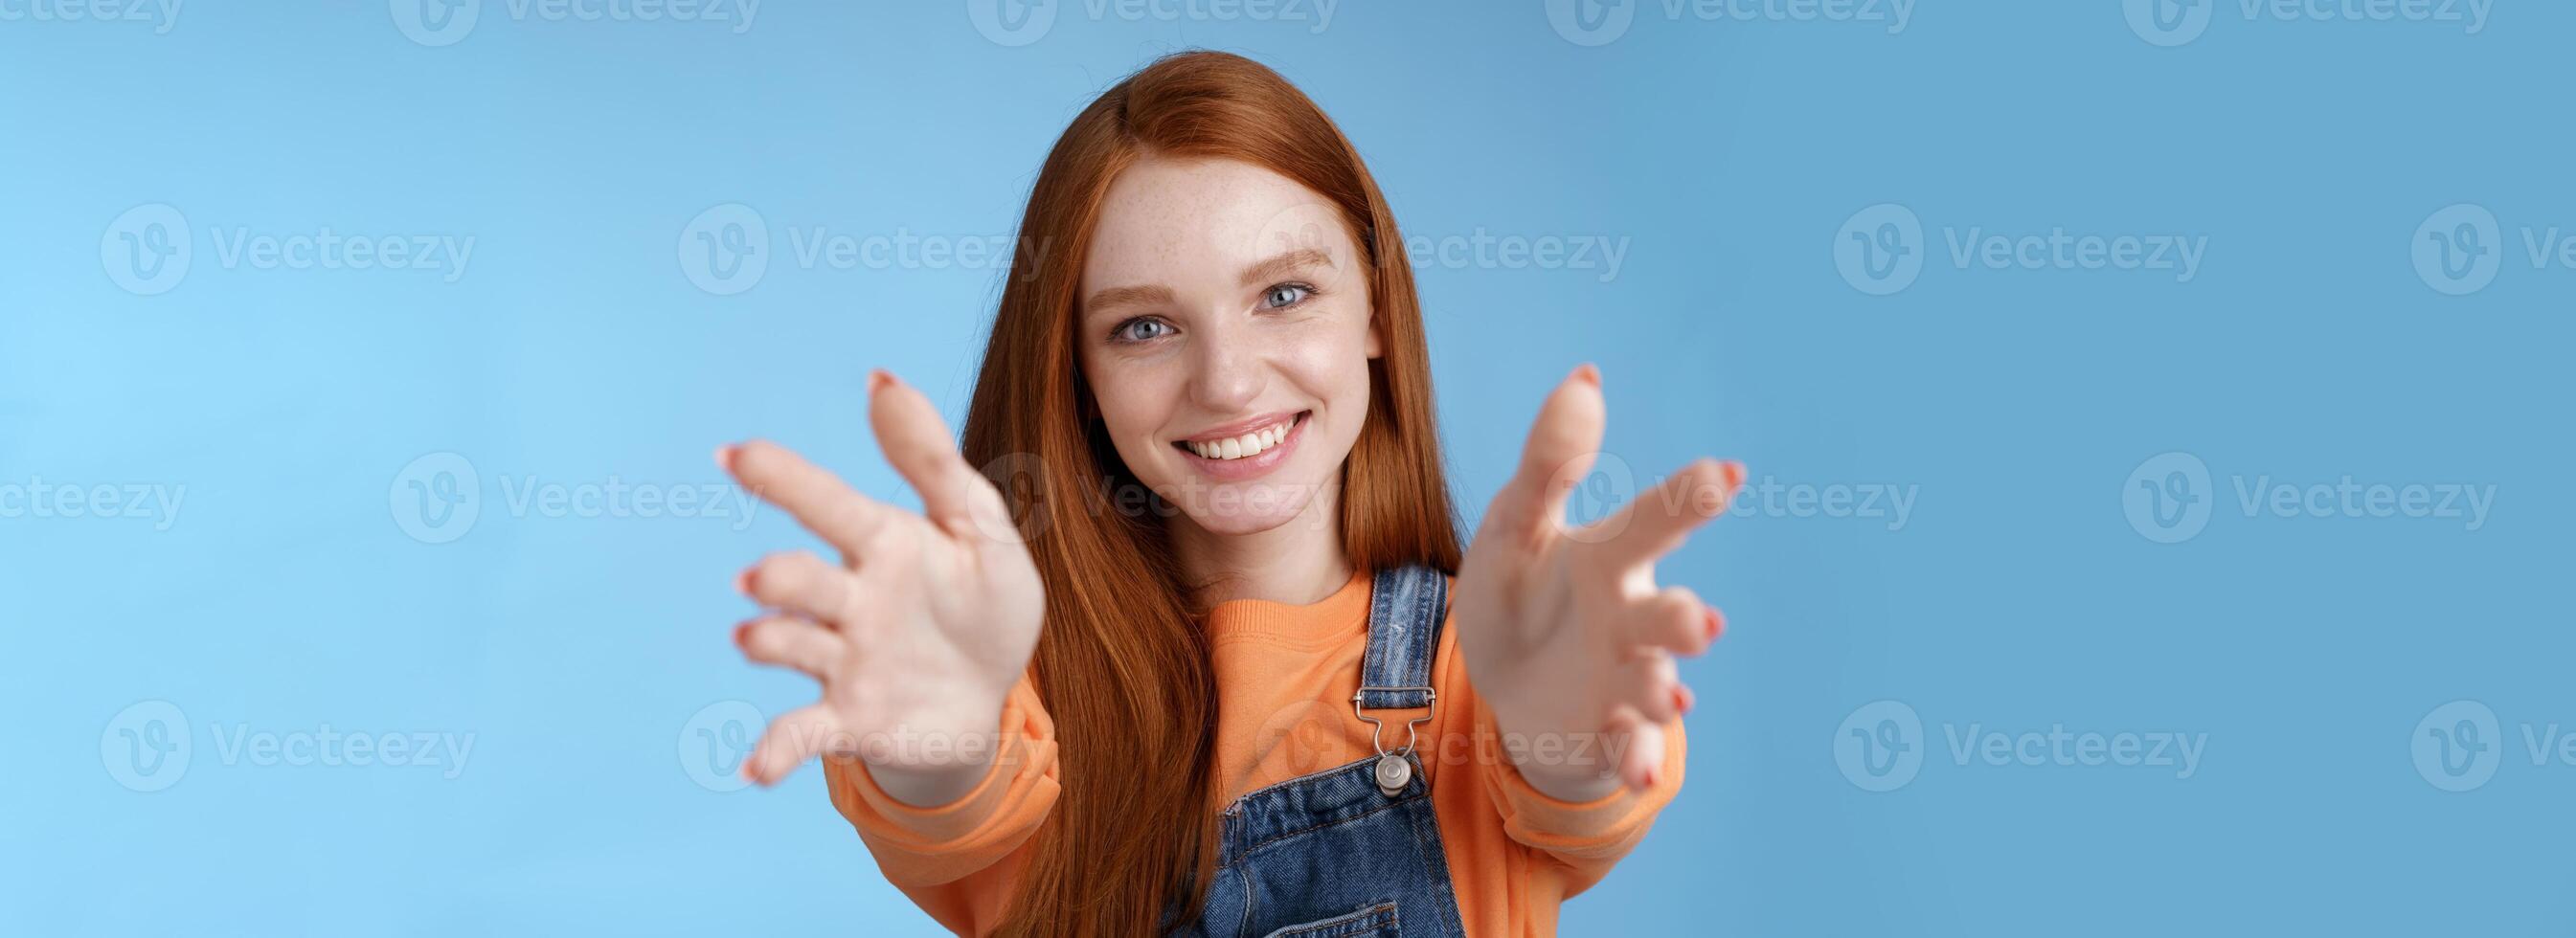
[1186,418,1297,461]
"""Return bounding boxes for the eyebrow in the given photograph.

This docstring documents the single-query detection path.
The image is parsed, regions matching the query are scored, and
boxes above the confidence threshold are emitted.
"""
[1080,248,1339,320]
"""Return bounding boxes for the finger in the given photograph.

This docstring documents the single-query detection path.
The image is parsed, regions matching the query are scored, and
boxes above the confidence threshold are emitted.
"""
[1492,365,1606,537]
[1593,458,1743,570]
[719,439,891,556]
[1611,709,1666,793]
[868,370,1008,539]
[739,551,857,626]
[744,704,844,787]
[1622,652,1684,724]
[734,614,848,680]
[1629,585,1724,657]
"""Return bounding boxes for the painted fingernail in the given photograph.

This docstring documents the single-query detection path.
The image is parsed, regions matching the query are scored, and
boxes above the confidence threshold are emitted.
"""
[1719,459,1746,492]
[734,620,753,647]
[734,567,757,596]
[870,369,894,392]
[1705,607,1725,642]
[1572,363,1600,387]
[713,444,736,472]
[1673,685,1694,716]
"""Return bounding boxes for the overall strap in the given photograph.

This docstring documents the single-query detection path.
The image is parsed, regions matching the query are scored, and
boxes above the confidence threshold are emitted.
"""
[1357,564,1448,710]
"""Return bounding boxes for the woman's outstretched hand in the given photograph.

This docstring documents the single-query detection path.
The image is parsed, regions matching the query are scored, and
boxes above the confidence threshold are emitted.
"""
[1453,365,1743,802]
[716,370,1044,806]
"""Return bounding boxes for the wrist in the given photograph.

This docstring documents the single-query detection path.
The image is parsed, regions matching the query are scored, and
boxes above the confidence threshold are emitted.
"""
[859,700,1010,808]
[1484,703,1628,803]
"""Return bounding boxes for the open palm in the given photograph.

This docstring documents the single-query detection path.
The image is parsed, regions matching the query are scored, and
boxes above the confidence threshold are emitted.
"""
[1454,365,1743,800]
[718,371,1043,805]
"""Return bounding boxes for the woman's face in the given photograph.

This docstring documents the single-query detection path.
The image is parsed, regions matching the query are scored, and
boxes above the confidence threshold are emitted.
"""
[1077,155,1379,538]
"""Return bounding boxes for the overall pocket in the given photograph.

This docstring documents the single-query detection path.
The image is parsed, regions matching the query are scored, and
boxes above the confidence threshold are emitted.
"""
[1261,900,1398,938]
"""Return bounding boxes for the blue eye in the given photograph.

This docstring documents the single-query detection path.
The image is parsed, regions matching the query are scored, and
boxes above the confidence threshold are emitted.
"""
[1112,318,1174,344]
[1262,283,1311,309]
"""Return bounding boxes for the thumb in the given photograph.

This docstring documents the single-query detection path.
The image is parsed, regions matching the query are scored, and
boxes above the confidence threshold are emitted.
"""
[1493,365,1606,537]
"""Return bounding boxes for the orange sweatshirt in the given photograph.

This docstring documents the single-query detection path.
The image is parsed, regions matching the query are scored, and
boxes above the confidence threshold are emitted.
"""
[820,570,1686,935]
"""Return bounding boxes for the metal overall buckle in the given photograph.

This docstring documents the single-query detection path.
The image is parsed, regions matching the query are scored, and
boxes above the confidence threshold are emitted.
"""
[1353,685,1436,797]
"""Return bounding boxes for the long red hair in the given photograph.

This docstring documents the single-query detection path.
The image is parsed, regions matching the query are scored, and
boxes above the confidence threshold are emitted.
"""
[959,50,1461,935]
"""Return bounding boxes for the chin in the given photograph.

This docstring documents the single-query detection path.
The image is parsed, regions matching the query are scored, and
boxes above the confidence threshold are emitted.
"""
[1172,479,1329,537]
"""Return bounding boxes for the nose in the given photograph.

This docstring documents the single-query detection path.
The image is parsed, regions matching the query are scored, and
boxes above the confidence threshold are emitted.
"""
[1185,320,1264,414]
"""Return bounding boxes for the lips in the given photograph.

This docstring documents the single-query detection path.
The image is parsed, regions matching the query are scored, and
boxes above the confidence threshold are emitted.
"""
[1172,411,1310,480]
[1175,412,1302,461]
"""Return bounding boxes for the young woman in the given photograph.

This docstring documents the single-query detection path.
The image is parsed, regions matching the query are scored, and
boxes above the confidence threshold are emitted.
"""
[713,52,1743,937]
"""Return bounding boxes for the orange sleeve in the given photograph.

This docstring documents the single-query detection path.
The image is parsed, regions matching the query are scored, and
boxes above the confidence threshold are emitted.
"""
[821,675,1057,935]
[1467,686,1687,899]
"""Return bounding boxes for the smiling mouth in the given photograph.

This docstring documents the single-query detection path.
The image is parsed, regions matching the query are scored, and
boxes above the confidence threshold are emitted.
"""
[1173,411,1309,461]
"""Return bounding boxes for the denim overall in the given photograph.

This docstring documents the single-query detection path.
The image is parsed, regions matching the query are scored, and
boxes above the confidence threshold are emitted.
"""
[1177,565,1470,938]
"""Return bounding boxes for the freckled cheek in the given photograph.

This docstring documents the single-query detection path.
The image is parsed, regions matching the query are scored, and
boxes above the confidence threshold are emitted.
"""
[1274,319,1375,420]
[1083,357,1185,463]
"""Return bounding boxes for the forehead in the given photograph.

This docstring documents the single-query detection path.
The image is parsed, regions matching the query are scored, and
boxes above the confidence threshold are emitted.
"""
[1081,155,1356,288]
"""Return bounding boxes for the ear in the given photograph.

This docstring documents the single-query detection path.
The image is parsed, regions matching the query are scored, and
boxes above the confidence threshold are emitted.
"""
[1365,307,1385,360]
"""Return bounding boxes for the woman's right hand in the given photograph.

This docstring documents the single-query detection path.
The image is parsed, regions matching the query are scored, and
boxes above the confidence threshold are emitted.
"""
[717,370,1044,806]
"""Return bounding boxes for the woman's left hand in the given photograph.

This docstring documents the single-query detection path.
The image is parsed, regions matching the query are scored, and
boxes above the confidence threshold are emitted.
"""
[1453,365,1743,801]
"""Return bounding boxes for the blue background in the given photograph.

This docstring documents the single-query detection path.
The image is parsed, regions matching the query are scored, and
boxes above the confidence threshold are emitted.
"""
[5,2,2567,934]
